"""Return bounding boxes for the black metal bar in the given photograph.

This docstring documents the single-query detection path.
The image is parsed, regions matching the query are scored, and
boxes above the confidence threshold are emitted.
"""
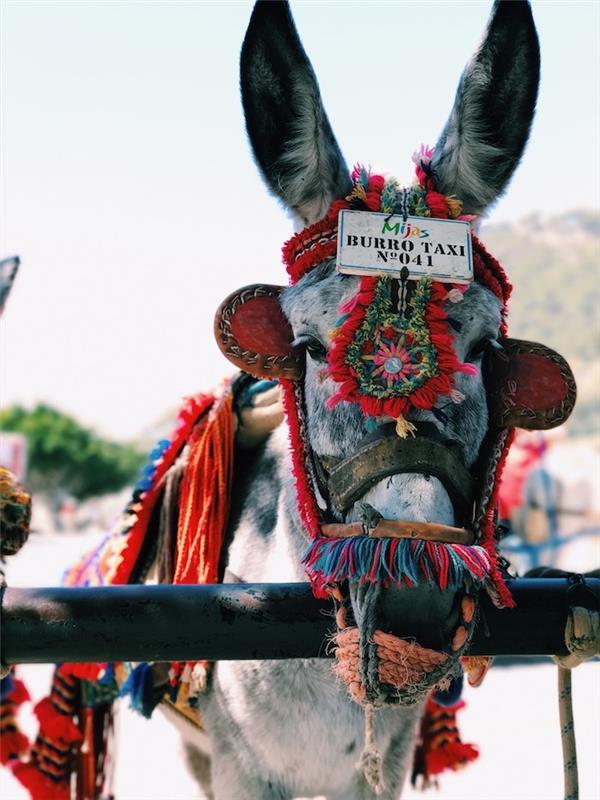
[1,579,598,665]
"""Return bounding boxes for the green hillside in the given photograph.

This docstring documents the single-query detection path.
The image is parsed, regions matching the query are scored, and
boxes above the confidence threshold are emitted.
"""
[481,211,599,362]
[481,211,599,435]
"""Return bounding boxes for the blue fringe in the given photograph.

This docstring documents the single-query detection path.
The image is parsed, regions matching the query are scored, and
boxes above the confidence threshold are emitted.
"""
[119,663,159,719]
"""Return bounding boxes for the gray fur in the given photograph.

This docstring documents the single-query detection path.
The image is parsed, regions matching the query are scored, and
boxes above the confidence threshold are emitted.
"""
[240,1,351,225]
[169,2,539,797]
[432,0,540,216]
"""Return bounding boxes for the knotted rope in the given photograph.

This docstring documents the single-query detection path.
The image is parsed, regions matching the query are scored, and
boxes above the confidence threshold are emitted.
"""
[555,602,600,800]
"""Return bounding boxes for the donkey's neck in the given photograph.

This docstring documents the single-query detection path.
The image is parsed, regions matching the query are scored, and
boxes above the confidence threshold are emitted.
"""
[224,424,310,584]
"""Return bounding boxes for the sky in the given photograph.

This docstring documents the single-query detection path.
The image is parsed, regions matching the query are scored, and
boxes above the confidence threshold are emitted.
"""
[1,0,599,440]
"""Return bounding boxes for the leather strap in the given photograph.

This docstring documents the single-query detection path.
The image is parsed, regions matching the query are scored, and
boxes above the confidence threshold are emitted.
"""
[325,434,475,521]
[322,520,474,545]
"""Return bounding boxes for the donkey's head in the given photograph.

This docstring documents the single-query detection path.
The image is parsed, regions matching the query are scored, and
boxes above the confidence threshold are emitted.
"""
[238,0,539,527]
[217,1,573,707]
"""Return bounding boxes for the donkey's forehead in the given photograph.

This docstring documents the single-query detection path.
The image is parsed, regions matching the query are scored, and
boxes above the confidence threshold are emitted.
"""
[281,262,502,336]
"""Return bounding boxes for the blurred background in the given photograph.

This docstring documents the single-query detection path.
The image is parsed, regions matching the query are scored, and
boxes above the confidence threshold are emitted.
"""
[1,1,599,799]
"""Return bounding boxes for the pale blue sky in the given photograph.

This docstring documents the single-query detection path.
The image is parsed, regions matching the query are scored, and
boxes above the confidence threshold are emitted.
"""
[1,1,599,439]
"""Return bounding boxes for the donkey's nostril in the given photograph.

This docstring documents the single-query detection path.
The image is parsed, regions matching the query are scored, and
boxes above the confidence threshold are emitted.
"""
[423,473,431,481]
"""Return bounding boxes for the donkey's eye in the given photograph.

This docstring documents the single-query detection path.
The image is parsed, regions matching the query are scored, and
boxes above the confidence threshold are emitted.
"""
[466,336,495,362]
[292,334,327,362]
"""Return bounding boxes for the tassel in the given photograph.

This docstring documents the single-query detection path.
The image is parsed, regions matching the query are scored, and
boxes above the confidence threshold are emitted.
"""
[119,663,161,719]
[358,704,385,795]
[61,662,105,682]
[411,696,478,789]
[0,674,30,764]
[461,656,492,688]
[12,666,82,800]
[395,415,417,439]
[173,390,234,585]
[12,761,72,800]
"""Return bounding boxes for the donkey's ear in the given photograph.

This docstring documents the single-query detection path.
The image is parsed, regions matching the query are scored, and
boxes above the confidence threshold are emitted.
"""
[241,1,351,226]
[431,0,540,216]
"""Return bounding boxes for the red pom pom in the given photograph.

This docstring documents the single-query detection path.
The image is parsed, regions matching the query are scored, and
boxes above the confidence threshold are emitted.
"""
[425,191,450,218]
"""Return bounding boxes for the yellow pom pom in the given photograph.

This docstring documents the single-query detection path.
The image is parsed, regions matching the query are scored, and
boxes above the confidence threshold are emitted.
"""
[446,196,463,218]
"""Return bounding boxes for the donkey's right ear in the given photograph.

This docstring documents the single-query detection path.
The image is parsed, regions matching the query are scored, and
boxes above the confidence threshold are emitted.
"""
[241,1,351,226]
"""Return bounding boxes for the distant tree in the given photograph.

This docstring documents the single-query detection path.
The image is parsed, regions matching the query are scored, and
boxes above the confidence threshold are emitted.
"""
[0,404,144,501]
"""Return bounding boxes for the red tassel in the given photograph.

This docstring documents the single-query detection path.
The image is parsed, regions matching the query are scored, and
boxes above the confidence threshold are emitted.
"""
[425,740,479,776]
[12,761,71,800]
[6,678,30,706]
[411,696,478,789]
[61,663,105,682]
[34,697,82,744]
[0,727,30,764]
[13,667,83,799]
[0,676,31,764]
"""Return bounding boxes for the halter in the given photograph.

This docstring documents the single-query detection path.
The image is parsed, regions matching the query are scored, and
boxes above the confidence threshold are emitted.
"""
[280,153,515,611]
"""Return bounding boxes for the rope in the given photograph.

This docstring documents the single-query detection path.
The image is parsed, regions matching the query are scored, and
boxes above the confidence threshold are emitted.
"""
[558,667,578,800]
[358,704,385,795]
[554,601,600,800]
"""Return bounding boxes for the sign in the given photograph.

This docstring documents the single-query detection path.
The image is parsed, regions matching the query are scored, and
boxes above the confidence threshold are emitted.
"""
[336,210,473,283]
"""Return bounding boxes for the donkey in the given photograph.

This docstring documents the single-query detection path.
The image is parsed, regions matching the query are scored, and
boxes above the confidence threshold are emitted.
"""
[167,2,541,798]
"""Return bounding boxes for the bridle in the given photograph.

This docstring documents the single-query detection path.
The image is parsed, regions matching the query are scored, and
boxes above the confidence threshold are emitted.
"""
[310,420,476,528]
[214,164,576,608]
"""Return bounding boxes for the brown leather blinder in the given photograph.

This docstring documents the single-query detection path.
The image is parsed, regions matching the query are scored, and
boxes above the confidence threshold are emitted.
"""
[486,338,576,430]
[214,285,577,431]
[214,284,303,380]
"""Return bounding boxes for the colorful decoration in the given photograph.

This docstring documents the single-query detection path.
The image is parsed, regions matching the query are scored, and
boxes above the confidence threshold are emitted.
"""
[0,466,31,557]
[327,274,478,428]
[0,674,30,765]
[13,385,236,800]
[280,148,516,785]
[281,149,513,611]
[303,536,492,599]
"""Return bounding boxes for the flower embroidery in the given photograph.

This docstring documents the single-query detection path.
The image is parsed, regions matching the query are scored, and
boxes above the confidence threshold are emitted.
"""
[367,341,413,387]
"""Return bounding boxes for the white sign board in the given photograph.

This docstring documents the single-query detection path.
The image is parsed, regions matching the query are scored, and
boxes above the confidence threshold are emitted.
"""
[336,210,473,283]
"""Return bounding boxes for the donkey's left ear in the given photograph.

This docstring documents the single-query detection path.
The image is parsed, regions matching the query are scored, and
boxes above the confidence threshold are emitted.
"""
[240,1,351,226]
[432,0,540,216]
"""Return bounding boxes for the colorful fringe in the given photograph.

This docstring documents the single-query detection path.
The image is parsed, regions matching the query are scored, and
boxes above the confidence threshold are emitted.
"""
[411,696,479,788]
[63,391,216,590]
[14,386,236,799]
[303,536,491,599]
[12,666,82,800]
[0,674,30,764]
[173,389,234,585]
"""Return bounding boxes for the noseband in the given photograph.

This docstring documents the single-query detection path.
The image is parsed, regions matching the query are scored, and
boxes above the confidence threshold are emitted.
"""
[312,421,475,526]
